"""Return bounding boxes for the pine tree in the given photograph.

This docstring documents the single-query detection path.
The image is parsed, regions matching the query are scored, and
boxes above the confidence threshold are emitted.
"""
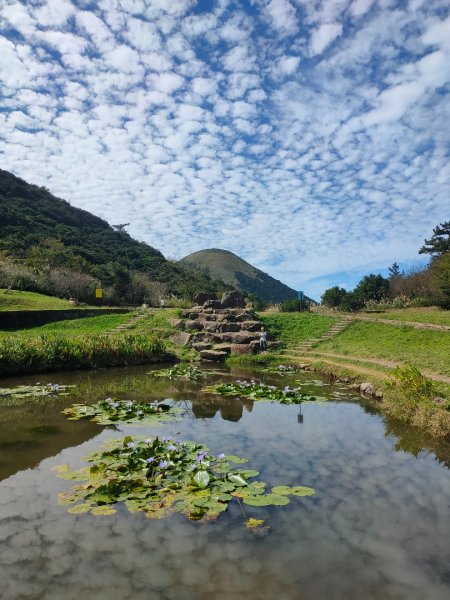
[419,221,450,256]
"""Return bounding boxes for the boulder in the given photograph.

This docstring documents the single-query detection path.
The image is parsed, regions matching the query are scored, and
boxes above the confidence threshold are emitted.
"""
[169,332,191,346]
[203,299,223,309]
[216,322,241,333]
[185,320,203,331]
[214,343,232,354]
[220,290,246,308]
[169,318,184,329]
[191,342,213,351]
[360,382,376,397]
[199,349,228,362]
[215,331,257,344]
[239,320,262,332]
[230,343,253,355]
[194,292,217,305]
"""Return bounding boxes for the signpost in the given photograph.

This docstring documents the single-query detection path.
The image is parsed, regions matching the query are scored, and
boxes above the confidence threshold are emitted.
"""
[95,288,103,306]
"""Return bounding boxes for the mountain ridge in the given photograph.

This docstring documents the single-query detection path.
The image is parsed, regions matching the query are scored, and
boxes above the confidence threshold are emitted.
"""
[180,248,300,303]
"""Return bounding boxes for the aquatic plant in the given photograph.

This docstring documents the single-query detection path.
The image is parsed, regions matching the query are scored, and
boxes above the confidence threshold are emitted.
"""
[62,397,180,425]
[148,364,207,380]
[0,383,75,399]
[202,380,315,404]
[261,364,298,374]
[55,436,314,522]
[0,334,171,377]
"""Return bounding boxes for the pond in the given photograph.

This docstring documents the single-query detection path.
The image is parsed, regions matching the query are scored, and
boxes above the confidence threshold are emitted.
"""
[0,363,449,600]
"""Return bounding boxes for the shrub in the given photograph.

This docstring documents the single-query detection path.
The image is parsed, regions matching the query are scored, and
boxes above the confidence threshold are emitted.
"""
[279,299,310,312]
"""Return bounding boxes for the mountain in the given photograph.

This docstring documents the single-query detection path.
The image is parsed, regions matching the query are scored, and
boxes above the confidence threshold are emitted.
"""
[0,169,224,299]
[180,248,300,303]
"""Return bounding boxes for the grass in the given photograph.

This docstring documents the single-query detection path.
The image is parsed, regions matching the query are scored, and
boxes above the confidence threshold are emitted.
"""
[315,320,450,377]
[258,311,337,347]
[359,306,450,327]
[0,289,90,311]
[0,333,172,377]
[0,313,134,338]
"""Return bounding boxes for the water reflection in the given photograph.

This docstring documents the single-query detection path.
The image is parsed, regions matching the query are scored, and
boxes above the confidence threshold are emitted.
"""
[0,398,449,600]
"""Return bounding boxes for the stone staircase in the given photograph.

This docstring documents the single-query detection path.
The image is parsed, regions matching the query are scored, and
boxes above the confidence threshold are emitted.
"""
[281,316,354,358]
[177,291,263,361]
[108,310,152,334]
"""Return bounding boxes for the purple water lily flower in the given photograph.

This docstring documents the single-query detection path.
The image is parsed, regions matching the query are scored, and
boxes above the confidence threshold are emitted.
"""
[162,435,171,442]
[127,442,136,449]
[159,460,169,469]
[167,444,177,451]
[136,410,143,416]
[196,452,207,462]
[216,453,225,460]
[145,438,152,444]
[284,386,290,392]
[146,457,155,464]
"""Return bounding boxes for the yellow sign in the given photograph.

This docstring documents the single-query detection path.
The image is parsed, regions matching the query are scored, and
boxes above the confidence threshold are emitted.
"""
[95,288,103,299]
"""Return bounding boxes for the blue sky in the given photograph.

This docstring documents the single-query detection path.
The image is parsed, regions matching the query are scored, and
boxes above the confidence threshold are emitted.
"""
[0,0,449,299]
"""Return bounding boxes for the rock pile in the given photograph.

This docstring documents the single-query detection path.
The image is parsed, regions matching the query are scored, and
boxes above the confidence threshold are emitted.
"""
[179,291,262,361]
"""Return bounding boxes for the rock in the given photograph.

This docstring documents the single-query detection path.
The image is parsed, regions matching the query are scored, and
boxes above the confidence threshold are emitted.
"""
[216,322,241,333]
[230,344,253,355]
[169,318,184,329]
[239,320,262,332]
[214,343,232,354]
[199,350,228,362]
[375,390,384,399]
[220,290,246,308]
[194,292,217,305]
[249,340,260,353]
[202,299,223,309]
[187,312,200,320]
[191,342,213,351]
[184,320,203,331]
[214,331,257,344]
[360,382,376,397]
[169,332,191,346]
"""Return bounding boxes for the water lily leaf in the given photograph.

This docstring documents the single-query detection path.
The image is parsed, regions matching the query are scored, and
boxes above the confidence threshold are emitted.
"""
[228,473,247,487]
[68,503,92,514]
[245,518,265,528]
[237,469,259,478]
[226,455,248,464]
[243,493,290,507]
[51,464,69,474]
[285,486,315,497]
[192,471,211,488]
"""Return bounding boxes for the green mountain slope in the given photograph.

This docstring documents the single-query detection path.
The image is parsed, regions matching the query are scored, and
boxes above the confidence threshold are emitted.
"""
[180,248,299,303]
[0,169,223,298]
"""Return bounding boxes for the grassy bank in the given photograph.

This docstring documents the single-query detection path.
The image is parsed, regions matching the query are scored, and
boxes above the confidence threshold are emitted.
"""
[315,321,450,377]
[0,289,88,311]
[259,311,337,347]
[0,313,133,338]
[358,307,450,327]
[0,333,173,378]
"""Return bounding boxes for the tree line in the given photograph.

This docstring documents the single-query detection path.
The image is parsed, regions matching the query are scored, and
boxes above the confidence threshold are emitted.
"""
[321,221,450,310]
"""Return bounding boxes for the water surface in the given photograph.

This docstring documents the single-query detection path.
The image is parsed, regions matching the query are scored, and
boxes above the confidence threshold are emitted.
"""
[0,364,449,600]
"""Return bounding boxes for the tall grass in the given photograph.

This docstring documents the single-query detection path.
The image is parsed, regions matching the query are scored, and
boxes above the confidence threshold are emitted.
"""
[0,334,172,377]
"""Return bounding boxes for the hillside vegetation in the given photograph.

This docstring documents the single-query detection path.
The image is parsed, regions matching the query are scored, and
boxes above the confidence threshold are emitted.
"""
[181,248,300,303]
[0,169,227,303]
[0,289,84,311]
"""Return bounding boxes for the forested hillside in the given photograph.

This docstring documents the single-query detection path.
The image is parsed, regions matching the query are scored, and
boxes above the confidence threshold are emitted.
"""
[0,169,226,303]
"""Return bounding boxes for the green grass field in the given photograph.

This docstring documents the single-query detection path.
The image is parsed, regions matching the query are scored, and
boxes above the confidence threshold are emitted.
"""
[0,289,88,311]
[259,311,337,346]
[0,313,134,339]
[316,321,450,377]
[359,307,450,326]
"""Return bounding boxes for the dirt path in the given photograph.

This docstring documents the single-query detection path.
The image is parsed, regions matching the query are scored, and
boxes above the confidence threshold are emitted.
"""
[281,350,450,384]
[354,316,450,332]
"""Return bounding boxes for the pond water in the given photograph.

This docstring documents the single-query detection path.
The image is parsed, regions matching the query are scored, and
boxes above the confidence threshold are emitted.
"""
[0,364,449,600]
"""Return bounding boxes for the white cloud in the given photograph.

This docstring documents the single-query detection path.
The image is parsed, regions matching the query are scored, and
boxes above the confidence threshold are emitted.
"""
[310,23,343,55]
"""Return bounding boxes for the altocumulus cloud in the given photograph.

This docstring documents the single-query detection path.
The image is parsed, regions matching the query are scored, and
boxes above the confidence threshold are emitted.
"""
[0,0,449,298]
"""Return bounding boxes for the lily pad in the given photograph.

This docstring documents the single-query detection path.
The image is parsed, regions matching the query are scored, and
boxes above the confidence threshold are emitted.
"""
[63,398,181,425]
[245,518,266,528]
[243,493,290,507]
[202,381,315,405]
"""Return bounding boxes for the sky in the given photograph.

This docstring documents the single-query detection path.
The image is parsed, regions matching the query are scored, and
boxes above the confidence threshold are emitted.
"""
[0,0,449,299]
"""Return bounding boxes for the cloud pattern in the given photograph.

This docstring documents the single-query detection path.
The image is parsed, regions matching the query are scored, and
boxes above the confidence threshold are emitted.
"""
[0,0,449,297]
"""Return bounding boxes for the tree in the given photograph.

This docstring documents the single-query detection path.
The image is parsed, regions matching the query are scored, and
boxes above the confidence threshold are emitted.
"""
[353,274,389,303]
[321,286,348,308]
[419,221,450,256]
[388,262,401,278]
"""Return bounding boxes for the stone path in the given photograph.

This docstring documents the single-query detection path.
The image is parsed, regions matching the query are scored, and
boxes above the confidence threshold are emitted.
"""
[108,310,152,334]
[282,316,354,356]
